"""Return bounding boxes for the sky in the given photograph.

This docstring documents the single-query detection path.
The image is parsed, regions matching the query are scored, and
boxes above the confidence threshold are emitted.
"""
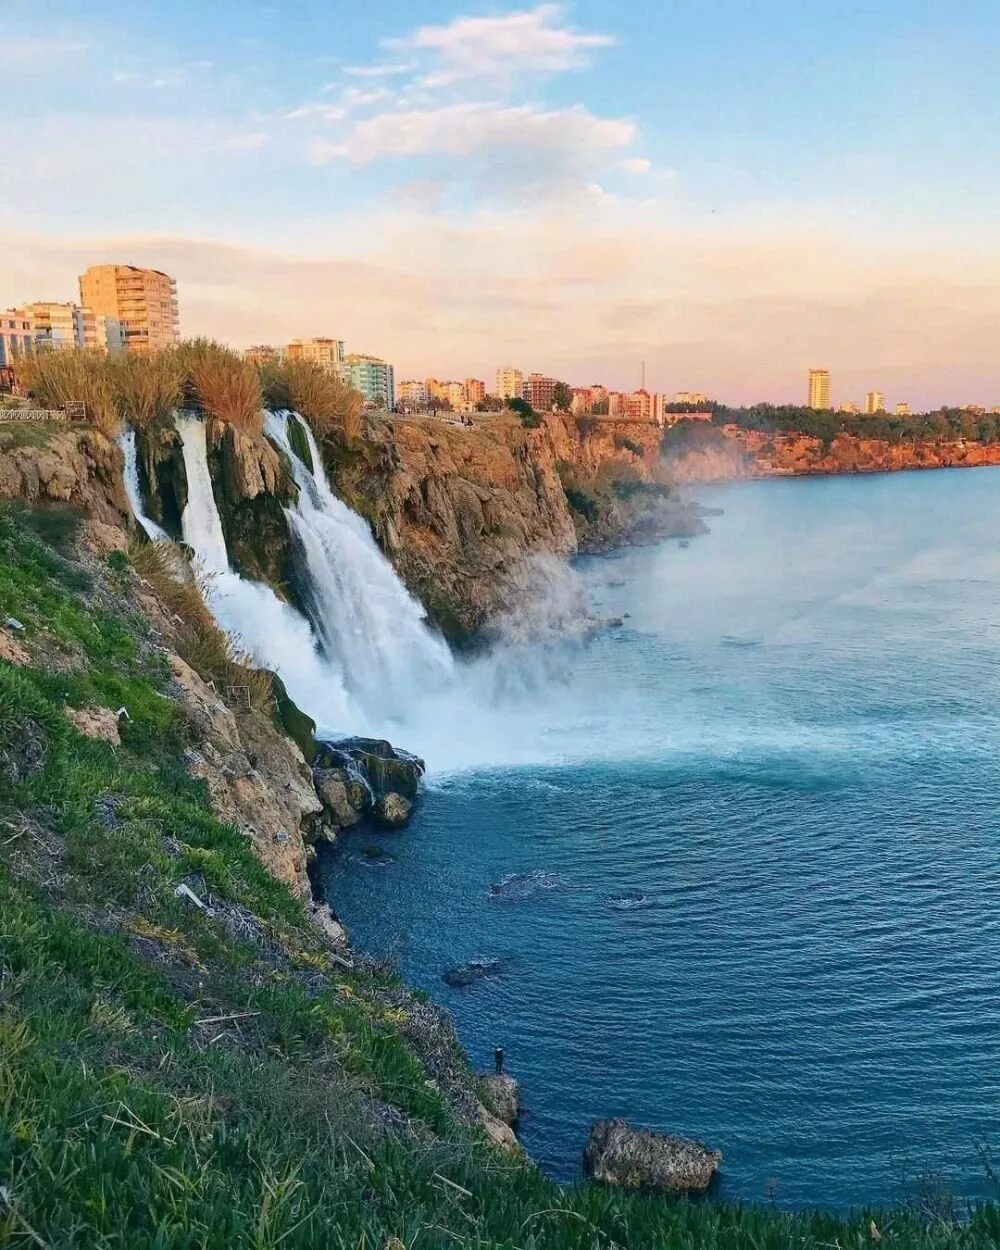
[3,0,999,407]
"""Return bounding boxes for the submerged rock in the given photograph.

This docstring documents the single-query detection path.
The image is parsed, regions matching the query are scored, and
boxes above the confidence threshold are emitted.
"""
[583,1118,721,1194]
[488,869,564,901]
[606,889,649,910]
[478,1073,520,1126]
[375,792,412,827]
[443,957,508,988]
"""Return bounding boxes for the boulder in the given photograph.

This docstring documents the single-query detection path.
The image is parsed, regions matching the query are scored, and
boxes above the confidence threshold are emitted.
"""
[315,737,425,801]
[478,1073,520,1126]
[314,767,368,828]
[375,791,412,827]
[582,1119,721,1194]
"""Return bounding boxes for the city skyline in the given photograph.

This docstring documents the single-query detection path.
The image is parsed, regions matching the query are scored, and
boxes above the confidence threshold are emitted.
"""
[3,1,999,406]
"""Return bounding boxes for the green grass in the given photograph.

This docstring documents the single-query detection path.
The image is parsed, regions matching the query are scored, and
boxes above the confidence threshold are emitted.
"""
[2,499,1000,1247]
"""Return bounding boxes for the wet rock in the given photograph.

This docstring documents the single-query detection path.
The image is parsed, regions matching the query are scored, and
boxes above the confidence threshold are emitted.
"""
[314,767,368,828]
[606,889,649,910]
[488,870,564,901]
[478,1073,520,1126]
[583,1119,722,1194]
[375,791,412,827]
[316,737,425,802]
[443,957,507,988]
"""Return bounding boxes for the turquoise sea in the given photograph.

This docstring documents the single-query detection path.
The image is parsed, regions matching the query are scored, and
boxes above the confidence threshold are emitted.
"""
[317,467,1000,1208]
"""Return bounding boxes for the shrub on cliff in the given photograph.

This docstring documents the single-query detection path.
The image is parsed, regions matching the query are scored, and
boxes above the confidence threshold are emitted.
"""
[261,359,362,442]
[16,348,120,437]
[179,339,263,435]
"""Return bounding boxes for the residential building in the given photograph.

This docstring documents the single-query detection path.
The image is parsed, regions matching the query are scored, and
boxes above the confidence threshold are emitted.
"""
[894,401,911,416]
[27,301,122,353]
[79,264,179,355]
[0,308,36,369]
[570,387,595,414]
[808,368,831,410]
[443,381,467,410]
[244,344,285,367]
[464,378,486,407]
[495,366,524,401]
[608,389,667,424]
[345,353,395,410]
[286,337,345,377]
[865,390,886,414]
[523,373,557,411]
[838,401,859,414]
[673,390,710,405]
[398,380,428,410]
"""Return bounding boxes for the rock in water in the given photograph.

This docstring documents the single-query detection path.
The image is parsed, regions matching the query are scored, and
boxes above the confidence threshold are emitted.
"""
[375,792,412,827]
[583,1119,721,1194]
[478,1073,520,1126]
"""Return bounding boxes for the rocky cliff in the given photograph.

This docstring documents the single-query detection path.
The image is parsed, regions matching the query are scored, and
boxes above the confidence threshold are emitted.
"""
[662,422,1000,482]
[0,426,130,527]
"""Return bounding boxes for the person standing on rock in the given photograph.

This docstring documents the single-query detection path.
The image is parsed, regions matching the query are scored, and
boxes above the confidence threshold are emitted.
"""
[494,1046,504,1076]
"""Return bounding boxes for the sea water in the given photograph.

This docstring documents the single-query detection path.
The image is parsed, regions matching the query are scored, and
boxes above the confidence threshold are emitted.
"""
[318,467,1000,1209]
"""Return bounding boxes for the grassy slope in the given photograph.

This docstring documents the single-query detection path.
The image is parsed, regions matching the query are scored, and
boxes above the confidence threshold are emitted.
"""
[0,504,998,1248]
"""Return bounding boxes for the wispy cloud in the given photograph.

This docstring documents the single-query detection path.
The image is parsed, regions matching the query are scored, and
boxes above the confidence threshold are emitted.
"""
[310,102,635,169]
[0,36,87,68]
[343,63,411,79]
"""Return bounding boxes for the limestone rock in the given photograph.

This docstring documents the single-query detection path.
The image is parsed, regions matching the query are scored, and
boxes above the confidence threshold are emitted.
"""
[375,791,412,827]
[314,767,367,828]
[82,520,128,556]
[308,901,348,948]
[583,1119,721,1194]
[478,1073,519,1126]
[479,1104,519,1150]
[66,705,121,745]
[0,429,129,527]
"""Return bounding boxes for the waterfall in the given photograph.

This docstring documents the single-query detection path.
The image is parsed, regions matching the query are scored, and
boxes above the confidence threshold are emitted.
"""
[264,411,454,723]
[173,413,359,735]
[117,427,168,540]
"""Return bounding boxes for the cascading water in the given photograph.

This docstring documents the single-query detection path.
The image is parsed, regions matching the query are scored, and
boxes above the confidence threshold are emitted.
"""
[264,411,454,723]
[117,427,168,540]
[173,413,359,735]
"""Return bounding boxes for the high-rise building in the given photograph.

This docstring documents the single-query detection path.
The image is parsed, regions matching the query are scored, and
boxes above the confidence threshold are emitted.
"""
[345,353,395,410]
[673,390,710,405]
[0,308,36,369]
[495,366,524,400]
[865,390,886,414]
[398,380,429,409]
[523,373,557,411]
[808,368,831,410]
[79,265,179,355]
[464,378,486,407]
[608,389,666,424]
[26,301,121,354]
[286,337,345,377]
[894,401,911,416]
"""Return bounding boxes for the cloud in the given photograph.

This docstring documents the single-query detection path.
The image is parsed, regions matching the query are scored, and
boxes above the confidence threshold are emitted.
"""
[392,4,615,87]
[221,131,270,151]
[620,157,651,174]
[311,102,635,168]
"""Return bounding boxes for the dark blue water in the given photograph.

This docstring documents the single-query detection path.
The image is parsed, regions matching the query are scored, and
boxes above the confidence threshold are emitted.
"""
[317,468,1000,1209]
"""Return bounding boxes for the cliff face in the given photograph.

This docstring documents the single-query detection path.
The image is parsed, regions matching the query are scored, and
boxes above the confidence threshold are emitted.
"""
[0,426,129,527]
[662,423,1000,483]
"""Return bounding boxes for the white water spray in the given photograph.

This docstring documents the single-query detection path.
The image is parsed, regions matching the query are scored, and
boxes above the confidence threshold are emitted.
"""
[265,412,454,723]
[174,413,359,735]
[117,427,168,540]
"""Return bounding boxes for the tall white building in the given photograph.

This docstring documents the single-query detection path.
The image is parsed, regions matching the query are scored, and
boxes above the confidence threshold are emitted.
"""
[865,390,886,414]
[808,368,831,410]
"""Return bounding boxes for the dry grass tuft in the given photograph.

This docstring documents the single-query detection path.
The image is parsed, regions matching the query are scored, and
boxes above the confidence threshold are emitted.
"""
[261,360,362,442]
[179,339,263,435]
[130,539,272,711]
[112,350,184,430]
[16,349,121,437]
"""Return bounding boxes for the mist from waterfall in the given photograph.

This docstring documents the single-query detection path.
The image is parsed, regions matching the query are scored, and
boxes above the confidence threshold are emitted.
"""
[117,428,168,541]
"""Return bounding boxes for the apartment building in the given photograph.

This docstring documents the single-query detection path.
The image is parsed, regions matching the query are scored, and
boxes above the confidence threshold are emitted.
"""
[865,390,886,414]
[27,301,122,354]
[0,308,36,369]
[398,380,429,409]
[79,265,179,355]
[244,344,285,367]
[495,366,524,400]
[286,337,345,377]
[464,378,486,407]
[608,388,666,423]
[345,353,395,409]
[523,373,557,411]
